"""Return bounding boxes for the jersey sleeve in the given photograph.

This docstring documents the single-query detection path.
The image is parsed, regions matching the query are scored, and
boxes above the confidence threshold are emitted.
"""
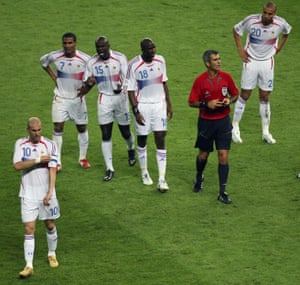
[282,18,292,35]
[40,52,53,67]
[83,59,93,81]
[233,20,245,36]
[188,77,202,103]
[233,14,256,36]
[13,139,24,164]
[120,55,128,84]
[159,55,168,82]
[47,140,58,168]
[125,62,137,92]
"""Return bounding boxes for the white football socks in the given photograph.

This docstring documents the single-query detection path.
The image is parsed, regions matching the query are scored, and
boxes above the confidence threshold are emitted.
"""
[78,130,89,160]
[156,149,167,181]
[46,227,58,255]
[260,101,271,135]
[24,235,34,268]
[102,140,114,171]
[52,132,63,164]
[137,146,147,174]
[232,97,246,125]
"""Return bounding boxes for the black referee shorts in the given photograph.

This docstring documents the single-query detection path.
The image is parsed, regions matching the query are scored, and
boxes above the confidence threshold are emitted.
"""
[194,116,232,152]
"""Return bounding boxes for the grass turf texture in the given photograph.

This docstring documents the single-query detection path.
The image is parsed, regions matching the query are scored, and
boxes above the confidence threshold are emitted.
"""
[1,0,300,284]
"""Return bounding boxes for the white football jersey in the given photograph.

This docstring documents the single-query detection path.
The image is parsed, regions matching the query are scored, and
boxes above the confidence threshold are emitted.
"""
[13,136,58,200]
[40,50,90,99]
[126,54,168,103]
[84,50,128,95]
[234,14,292,60]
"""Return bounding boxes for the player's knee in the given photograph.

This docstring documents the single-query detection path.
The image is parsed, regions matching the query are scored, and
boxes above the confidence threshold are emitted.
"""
[45,220,55,231]
[119,125,131,140]
[137,135,147,148]
[101,130,112,141]
[24,223,35,235]
[54,123,64,133]
[76,124,87,133]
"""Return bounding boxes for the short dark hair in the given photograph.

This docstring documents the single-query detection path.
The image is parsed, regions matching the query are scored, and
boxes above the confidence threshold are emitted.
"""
[140,38,154,50]
[202,50,219,63]
[62,32,77,42]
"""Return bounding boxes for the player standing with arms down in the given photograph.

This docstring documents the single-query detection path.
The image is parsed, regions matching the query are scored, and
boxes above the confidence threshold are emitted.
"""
[188,50,239,204]
[79,36,136,181]
[231,1,292,144]
[13,117,60,278]
[40,32,91,171]
[126,38,173,192]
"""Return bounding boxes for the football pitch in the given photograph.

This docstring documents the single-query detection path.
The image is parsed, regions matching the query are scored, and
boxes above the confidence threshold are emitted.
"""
[1,0,300,284]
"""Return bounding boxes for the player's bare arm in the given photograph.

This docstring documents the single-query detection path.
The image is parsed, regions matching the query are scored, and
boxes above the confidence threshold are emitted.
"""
[42,66,57,85]
[43,167,56,206]
[78,76,95,96]
[14,155,51,171]
[276,34,289,54]
[233,29,250,63]
[163,82,173,121]
[128,90,145,126]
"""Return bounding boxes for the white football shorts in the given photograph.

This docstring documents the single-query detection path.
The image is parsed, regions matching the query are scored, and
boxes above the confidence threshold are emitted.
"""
[52,95,88,124]
[134,101,167,136]
[21,197,60,223]
[97,93,130,125]
[241,57,275,91]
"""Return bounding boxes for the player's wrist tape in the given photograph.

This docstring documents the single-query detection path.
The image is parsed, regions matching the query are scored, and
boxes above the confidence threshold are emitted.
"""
[35,156,41,163]
[132,105,140,116]
[199,101,208,108]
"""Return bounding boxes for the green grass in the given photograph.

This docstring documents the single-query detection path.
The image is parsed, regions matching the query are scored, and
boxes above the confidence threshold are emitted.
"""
[1,0,300,284]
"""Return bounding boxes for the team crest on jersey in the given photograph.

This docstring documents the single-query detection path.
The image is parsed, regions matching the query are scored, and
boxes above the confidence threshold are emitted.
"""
[222,87,228,97]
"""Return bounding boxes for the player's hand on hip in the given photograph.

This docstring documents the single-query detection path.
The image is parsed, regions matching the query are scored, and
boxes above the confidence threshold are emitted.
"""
[240,50,250,63]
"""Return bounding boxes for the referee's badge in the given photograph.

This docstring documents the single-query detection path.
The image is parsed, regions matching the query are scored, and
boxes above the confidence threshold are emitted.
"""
[222,87,228,97]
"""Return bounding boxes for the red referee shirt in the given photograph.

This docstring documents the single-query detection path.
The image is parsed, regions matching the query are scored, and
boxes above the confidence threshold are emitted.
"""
[188,70,239,120]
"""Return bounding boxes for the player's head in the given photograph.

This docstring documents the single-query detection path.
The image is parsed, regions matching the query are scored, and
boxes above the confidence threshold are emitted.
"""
[262,1,277,26]
[27,117,42,144]
[202,50,221,70]
[62,32,77,42]
[62,32,77,57]
[95,36,110,60]
[141,38,156,63]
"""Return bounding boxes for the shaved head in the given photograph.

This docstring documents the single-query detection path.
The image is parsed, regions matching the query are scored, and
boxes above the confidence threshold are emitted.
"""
[27,117,42,129]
